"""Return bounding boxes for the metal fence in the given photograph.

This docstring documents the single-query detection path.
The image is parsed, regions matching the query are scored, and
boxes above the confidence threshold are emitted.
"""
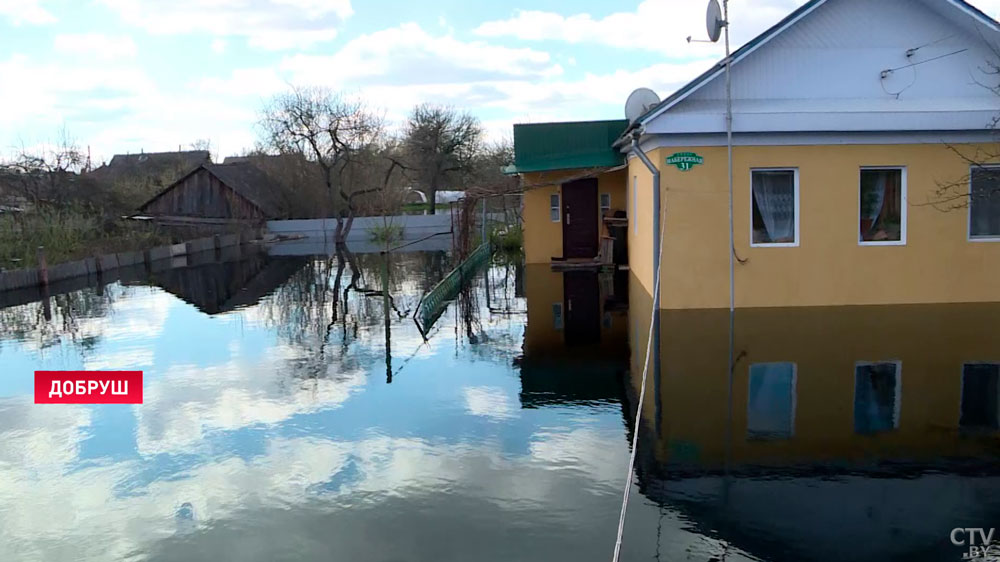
[413,241,491,339]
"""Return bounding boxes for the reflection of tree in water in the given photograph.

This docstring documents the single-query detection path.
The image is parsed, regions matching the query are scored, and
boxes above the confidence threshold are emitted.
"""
[441,258,528,361]
[0,286,120,353]
[257,248,452,380]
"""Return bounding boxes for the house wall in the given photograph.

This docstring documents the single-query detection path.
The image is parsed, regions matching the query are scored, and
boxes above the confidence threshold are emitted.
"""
[142,168,263,220]
[628,142,1000,309]
[522,264,628,356]
[522,168,628,264]
[627,278,1000,468]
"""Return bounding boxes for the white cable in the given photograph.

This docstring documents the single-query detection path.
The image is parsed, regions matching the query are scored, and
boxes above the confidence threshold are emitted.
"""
[611,203,667,562]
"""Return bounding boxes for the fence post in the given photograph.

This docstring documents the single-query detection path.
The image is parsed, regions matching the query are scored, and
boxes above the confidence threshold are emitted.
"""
[36,246,49,287]
[382,251,392,384]
[481,197,487,247]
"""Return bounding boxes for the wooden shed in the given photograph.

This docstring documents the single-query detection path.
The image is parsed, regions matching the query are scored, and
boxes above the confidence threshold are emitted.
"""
[138,162,282,222]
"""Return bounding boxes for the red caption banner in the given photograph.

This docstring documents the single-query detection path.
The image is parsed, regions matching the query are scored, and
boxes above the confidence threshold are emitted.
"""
[35,371,143,404]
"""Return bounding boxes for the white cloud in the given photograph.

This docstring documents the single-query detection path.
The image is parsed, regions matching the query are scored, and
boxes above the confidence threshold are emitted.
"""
[194,67,287,98]
[97,0,354,50]
[0,51,263,160]
[53,33,137,60]
[969,0,1000,18]
[210,38,227,54]
[281,22,562,87]
[0,0,55,25]
[274,22,715,129]
[476,0,813,57]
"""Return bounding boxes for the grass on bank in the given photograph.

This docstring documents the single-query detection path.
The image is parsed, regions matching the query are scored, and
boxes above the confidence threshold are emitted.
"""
[0,209,172,270]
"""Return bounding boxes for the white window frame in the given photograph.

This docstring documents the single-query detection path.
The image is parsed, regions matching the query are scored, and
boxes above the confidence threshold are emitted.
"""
[600,192,611,214]
[632,175,638,235]
[550,192,560,223]
[853,360,902,431]
[749,168,800,248]
[858,166,907,247]
[968,164,1000,242]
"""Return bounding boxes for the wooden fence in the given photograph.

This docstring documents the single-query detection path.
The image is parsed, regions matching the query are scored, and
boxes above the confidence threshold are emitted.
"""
[0,233,249,294]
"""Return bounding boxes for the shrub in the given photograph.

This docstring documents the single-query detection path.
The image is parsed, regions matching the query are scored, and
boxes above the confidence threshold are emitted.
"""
[489,224,522,252]
[369,223,404,244]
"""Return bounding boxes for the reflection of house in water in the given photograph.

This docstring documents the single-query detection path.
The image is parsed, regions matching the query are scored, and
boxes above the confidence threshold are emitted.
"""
[626,277,1000,561]
[151,249,308,315]
[517,264,629,408]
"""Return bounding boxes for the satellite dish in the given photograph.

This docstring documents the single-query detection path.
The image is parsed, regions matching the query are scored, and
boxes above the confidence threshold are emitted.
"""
[707,0,724,43]
[625,88,661,123]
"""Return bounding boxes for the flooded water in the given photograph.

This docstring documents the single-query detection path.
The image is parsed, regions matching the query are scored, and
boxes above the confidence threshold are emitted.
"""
[0,248,997,561]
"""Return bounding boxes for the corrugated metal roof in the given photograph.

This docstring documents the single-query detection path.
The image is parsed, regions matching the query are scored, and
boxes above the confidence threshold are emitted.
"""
[509,119,628,174]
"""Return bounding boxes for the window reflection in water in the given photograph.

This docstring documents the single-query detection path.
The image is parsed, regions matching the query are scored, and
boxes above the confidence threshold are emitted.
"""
[961,363,999,431]
[854,361,901,435]
[747,362,796,440]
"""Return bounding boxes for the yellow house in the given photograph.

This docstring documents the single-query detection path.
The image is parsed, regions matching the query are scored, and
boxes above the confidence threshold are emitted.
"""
[513,0,1000,310]
[508,120,630,266]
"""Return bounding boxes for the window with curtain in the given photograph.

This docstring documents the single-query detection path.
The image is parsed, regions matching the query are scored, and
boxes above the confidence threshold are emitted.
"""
[751,170,797,246]
[550,193,560,222]
[854,362,901,434]
[970,167,1000,239]
[860,168,904,244]
[747,362,796,440]
[961,364,999,430]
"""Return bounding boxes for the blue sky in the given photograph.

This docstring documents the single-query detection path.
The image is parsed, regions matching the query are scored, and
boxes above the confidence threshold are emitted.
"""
[1,0,999,162]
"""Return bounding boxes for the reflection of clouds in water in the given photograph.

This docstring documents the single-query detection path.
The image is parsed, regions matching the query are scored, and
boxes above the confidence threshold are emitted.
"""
[0,286,173,362]
[135,345,367,455]
[463,386,516,420]
[0,425,625,562]
[528,428,624,487]
[82,347,155,371]
[0,399,92,468]
[99,289,174,342]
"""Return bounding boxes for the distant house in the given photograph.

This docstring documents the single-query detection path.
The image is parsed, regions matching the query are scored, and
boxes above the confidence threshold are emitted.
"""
[138,162,282,222]
[88,150,211,188]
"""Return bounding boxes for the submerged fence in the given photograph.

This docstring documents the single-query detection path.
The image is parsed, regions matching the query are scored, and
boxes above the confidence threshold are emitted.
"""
[414,242,491,339]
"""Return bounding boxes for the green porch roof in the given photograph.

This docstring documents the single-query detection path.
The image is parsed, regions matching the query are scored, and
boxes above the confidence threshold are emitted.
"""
[507,119,628,174]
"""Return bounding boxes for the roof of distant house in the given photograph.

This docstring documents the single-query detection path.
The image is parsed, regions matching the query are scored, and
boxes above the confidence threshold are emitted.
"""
[88,150,211,184]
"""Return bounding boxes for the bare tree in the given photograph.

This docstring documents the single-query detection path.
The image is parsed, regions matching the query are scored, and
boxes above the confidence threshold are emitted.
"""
[403,104,482,214]
[0,130,87,207]
[921,40,1000,215]
[258,86,384,244]
[470,139,517,194]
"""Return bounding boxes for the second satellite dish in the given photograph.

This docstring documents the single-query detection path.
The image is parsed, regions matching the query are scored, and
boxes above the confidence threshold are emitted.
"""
[625,88,661,123]
[707,0,724,43]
